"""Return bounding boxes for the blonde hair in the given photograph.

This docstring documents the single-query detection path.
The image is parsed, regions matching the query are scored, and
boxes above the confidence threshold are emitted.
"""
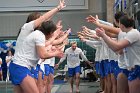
[70,41,77,45]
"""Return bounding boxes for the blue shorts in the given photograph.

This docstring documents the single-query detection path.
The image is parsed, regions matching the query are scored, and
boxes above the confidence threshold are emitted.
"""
[110,60,120,78]
[95,61,100,74]
[128,65,140,81]
[105,61,112,76]
[31,64,44,79]
[101,59,110,77]
[68,66,81,77]
[110,60,116,73]
[99,61,105,78]
[9,62,33,85]
[44,64,50,76]
[50,66,54,74]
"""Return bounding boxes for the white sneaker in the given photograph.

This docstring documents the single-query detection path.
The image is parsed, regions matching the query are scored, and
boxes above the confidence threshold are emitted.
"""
[96,78,100,82]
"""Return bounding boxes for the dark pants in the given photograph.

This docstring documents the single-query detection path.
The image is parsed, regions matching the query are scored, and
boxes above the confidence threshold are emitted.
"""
[2,64,7,81]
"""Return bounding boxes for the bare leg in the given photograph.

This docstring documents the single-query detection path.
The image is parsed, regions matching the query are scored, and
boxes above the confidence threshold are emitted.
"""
[129,77,140,93]
[49,73,54,89]
[20,75,39,93]
[0,71,3,81]
[44,75,50,93]
[100,77,105,91]
[104,76,108,93]
[14,85,23,93]
[117,72,129,93]
[106,74,112,93]
[111,73,117,93]
[75,73,80,93]
[37,71,45,93]
[69,77,74,93]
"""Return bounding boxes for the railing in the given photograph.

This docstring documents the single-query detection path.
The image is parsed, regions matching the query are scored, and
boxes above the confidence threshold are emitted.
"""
[0,81,14,93]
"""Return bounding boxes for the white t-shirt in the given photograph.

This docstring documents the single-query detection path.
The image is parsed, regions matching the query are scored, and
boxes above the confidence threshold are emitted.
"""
[117,31,127,68]
[117,31,127,69]
[98,20,113,26]
[100,38,109,60]
[42,59,51,65]
[37,59,45,72]
[108,38,118,61]
[60,47,88,68]
[124,29,140,68]
[42,46,52,65]
[49,57,55,67]
[13,30,45,68]
[85,39,102,61]
[40,57,55,73]
[6,56,13,67]
[15,21,34,54]
[108,48,118,61]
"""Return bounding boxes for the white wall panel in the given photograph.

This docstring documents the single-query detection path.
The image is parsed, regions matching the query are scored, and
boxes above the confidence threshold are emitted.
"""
[0,0,88,12]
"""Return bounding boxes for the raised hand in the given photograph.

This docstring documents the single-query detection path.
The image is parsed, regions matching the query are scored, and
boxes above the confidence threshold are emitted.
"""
[57,0,66,10]
[56,20,62,28]
[53,26,63,37]
[95,28,105,37]
[86,15,100,25]
[82,26,90,32]
[78,35,86,42]
[77,31,85,36]
[66,28,71,34]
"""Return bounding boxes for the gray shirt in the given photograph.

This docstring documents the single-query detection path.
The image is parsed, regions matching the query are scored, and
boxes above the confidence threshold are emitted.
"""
[60,47,88,68]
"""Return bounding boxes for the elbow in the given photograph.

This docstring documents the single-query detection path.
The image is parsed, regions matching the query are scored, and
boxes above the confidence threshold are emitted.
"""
[39,52,48,59]
[40,54,46,59]
[113,48,120,52]
[111,46,121,52]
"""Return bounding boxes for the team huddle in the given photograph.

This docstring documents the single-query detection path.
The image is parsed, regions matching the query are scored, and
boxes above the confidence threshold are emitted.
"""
[7,0,140,93]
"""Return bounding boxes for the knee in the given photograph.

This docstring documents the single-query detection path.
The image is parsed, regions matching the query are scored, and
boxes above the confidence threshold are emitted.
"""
[44,79,50,85]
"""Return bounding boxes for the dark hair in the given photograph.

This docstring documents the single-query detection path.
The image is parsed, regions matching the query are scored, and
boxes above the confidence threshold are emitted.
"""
[113,22,118,28]
[26,12,41,23]
[114,11,127,23]
[8,48,15,55]
[119,15,135,28]
[39,20,57,36]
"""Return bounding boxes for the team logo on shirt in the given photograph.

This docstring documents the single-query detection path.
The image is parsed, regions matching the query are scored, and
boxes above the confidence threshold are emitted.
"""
[37,0,45,3]
[69,54,78,57]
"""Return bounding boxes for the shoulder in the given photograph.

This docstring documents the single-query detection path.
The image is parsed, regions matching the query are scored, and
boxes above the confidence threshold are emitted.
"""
[125,29,140,43]
[65,47,71,52]
[126,29,140,38]
[76,47,82,51]
[30,30,45,38]
[22,21,34,29]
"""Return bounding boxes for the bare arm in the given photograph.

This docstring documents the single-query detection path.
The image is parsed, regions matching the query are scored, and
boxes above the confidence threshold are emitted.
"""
[86,15,121,35]
[58,54,67,65]
[52,28,71,45]
[105,31,118,38]
[96,28,129,52]
[45,26,62,46]
[36,45,64,59]
[80,51,92,66]
[34,0,66,28]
